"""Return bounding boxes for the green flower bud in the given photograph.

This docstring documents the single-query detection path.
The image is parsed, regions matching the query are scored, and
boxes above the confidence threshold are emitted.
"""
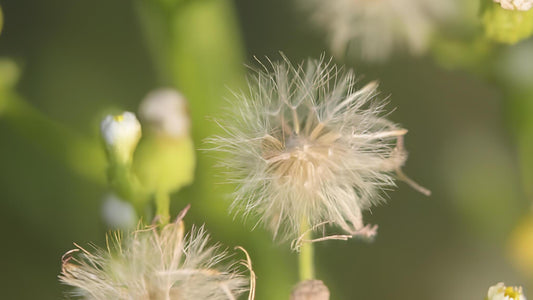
[134,89,195,194]
[483,2,533,44]
[134,136,195,194]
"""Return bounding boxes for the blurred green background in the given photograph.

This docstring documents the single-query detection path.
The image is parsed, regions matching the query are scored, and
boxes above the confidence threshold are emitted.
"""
[1,0,532,299]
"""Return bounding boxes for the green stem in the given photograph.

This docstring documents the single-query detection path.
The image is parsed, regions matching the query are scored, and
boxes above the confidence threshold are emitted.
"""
[155,189,170,225]
[298,219,315,281]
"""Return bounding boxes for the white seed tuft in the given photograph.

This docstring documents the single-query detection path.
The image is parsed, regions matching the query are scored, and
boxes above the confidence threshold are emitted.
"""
[60,212,249,299]
[208,56,427,242]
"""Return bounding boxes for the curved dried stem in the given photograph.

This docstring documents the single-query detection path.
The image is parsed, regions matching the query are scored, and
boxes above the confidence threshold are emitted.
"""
[235,246,256,300]
[393,135,431,196]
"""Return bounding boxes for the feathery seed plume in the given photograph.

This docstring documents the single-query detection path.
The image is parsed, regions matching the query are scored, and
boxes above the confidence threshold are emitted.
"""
[209,56,429,243]
[60,207,250,299]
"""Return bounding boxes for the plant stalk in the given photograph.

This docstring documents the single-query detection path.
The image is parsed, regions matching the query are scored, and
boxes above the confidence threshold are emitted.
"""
[156,189,170,225]
[298,219,315,281]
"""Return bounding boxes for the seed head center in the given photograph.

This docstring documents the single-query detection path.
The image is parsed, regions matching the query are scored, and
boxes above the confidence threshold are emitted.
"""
[263,131,339,189]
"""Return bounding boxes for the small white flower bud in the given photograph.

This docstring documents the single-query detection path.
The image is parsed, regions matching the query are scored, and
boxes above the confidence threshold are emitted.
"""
[100,111,141,164]
[138,88,190,138]
[290,280,330,300]
[494,0,533,11]
[487,282,526,300]
[101,193,136,230]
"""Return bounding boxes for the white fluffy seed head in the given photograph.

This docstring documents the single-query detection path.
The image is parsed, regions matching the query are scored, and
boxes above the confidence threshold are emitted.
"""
[494,0,533,11]
[298,0,456,61]
[60,220,249,300]
[209,56,410,241]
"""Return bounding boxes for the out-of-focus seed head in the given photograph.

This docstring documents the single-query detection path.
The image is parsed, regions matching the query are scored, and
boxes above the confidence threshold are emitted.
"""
[138,88,191,138]
[60,208,249,299]
[298,0,456,61]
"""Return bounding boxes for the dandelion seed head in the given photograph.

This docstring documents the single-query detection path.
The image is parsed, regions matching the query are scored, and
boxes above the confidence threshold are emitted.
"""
[209,56,413,241]
[60,218,249,299]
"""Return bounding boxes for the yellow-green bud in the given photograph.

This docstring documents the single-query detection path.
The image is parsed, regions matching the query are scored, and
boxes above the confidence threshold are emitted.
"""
[483,2,533,44]
[134,89,195,194]
[0,59,20,91]
[100,112,141,164]
[508,213,533,278]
